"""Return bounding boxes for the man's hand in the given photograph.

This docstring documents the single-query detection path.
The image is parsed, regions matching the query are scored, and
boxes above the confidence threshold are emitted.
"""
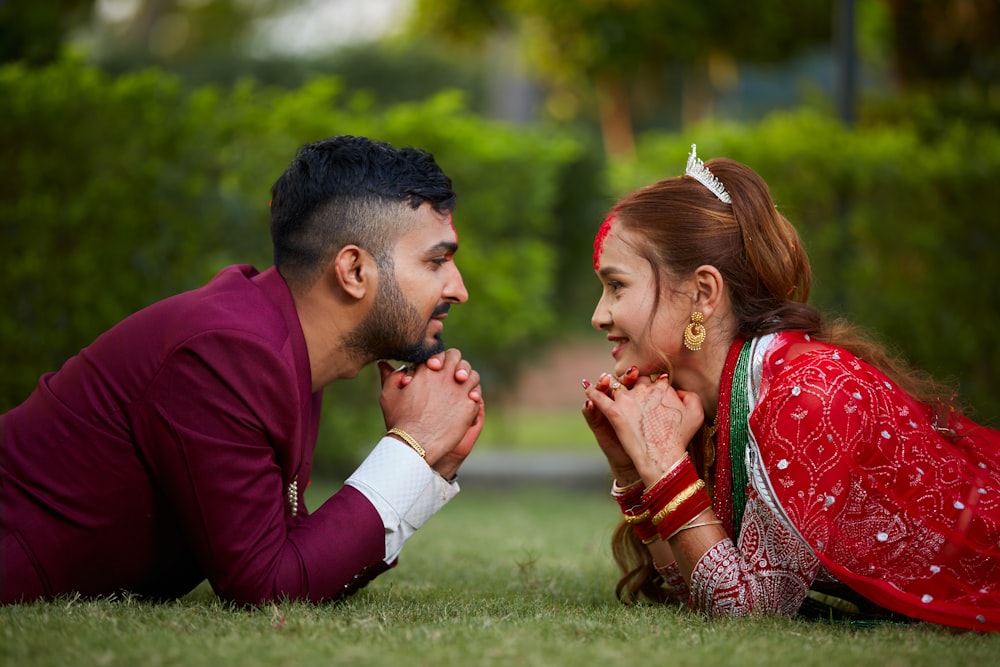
[378,349,484,479]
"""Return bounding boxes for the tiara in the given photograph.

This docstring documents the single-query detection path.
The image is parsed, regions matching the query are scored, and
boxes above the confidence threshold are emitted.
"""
[685,144,731,204]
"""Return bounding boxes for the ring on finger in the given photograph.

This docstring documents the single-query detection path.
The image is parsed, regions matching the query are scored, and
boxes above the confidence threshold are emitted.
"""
[610,380,623,394]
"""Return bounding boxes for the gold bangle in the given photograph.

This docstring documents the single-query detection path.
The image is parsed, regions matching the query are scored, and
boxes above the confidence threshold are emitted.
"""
[386,427,426,459]
[612,478,643,494]
[651,479,706,525]
[665,520,723,541]
[622,510,650,525]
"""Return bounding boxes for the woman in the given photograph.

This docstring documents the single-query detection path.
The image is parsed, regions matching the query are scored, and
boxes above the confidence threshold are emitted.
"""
[581,145,1000,631]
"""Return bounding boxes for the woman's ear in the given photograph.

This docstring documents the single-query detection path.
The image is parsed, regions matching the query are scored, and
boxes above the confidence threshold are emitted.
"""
[329,245,372,300]
[692,264,725,318]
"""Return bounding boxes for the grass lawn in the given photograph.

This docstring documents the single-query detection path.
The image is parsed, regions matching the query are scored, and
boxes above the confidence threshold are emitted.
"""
[3,482,998,667]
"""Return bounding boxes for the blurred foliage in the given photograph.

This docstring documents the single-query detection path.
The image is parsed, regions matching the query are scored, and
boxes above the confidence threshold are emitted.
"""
[411,0,833,157]
[414,0,833,75]
[89,0,288,64]
[2,1,999,470]
[0,0,91,65]
[0,59,605,472]
[609,110,1000,426]
[885,0,999,95]
[96,40,495,117]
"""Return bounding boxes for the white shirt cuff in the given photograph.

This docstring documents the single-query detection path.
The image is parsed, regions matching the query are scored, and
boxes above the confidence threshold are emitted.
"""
[345,436,460,563]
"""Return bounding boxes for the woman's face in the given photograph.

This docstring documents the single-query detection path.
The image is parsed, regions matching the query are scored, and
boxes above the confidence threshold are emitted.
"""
[591,223,692,377]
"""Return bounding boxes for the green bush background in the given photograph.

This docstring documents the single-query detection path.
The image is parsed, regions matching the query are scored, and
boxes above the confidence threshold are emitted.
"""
[3,61,997,473]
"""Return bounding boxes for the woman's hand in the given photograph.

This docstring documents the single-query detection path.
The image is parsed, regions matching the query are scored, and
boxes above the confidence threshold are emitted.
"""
[585,373,703,485]
[582,366,640,486]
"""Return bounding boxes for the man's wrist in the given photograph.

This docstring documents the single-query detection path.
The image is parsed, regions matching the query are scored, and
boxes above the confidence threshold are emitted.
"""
[386,427,427,460]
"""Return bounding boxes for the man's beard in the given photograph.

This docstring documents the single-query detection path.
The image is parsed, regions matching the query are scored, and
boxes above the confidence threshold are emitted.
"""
[345,272,446,365]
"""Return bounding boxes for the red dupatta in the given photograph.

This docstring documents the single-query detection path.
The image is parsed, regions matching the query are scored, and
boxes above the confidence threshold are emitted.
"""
[747,332,1000,632]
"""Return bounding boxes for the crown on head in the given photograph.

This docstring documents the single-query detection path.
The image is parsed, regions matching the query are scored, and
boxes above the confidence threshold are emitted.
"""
[685,144,731,204]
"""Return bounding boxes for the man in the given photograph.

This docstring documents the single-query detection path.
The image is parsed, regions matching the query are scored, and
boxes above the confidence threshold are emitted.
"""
[0,135,484,605]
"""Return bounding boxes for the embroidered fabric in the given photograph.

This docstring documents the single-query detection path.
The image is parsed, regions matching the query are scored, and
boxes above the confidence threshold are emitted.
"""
[679,332,1000,631]
[654,560,689,601]
[689,489,822,616]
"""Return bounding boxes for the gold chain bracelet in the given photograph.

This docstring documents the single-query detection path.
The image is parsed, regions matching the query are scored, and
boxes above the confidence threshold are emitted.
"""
[386,427,427,459]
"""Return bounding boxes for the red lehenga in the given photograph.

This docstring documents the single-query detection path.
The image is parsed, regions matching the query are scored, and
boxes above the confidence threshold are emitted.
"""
[658,332,1000,632]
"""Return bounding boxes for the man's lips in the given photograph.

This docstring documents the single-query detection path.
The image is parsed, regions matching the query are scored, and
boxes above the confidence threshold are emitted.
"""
[428,304,450,333]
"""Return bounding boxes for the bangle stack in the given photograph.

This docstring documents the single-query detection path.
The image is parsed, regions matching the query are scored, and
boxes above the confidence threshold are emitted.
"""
[612,478,657,544]
[611,455,714,543]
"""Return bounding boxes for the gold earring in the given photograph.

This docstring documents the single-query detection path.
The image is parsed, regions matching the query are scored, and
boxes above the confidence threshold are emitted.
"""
[684,311,706,351]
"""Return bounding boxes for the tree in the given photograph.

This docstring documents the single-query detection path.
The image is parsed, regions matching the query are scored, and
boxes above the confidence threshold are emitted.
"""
[90,0,288,65]
[885,0,999,97]
[410,0,833,159]
[0,0,290,68]
[0,0,91,64]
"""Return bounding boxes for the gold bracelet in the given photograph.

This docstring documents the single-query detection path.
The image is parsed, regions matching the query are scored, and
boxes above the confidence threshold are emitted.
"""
[386,427,426,459]
[651,479,706,525]
[622,510,651,525]
[665,520,723,541]
[612,478,643,494]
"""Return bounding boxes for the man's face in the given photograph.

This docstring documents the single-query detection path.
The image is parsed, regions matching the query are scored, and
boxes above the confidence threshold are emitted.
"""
[349,203,468,364]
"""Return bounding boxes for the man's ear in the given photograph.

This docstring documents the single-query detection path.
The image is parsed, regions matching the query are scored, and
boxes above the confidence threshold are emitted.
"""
[329,245,373,300]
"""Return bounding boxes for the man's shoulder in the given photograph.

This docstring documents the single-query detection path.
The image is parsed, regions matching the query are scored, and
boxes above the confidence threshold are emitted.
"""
[171,265,286,329]
[124,265,295,355]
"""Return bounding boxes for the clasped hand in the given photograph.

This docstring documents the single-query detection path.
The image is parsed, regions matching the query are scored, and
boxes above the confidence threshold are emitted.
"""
[582,367,703,486]
[378,349,484,480]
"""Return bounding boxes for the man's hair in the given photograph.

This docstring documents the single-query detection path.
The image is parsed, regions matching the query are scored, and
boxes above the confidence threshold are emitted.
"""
[269,135,456,289]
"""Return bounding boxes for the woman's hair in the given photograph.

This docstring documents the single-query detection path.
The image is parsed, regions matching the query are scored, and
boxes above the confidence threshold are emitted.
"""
[606,157,958,604]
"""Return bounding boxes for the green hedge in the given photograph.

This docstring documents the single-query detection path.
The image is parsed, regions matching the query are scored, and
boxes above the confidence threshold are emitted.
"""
[0,60,601,471]
[4,61,996,474]
[612,111,1000,425]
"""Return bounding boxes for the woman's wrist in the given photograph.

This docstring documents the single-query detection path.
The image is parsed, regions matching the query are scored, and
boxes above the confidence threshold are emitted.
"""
[611,467,642,489]
[638,455,687,489]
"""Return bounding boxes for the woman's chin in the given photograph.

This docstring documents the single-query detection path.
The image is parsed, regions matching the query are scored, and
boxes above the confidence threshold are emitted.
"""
[624,363,667,378]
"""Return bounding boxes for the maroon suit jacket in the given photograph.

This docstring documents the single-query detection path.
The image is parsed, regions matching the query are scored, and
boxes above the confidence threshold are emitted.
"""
[1,265,388,605]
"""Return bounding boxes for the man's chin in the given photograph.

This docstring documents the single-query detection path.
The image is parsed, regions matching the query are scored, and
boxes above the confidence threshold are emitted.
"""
[408,339,445,365]
[380,338,443,366]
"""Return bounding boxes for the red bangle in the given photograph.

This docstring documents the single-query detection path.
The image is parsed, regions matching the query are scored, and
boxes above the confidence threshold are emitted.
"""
[642,455,691,497]
[643,456,699,512]
[613,481,657,543]
[636,457,713,541]
[653,482,712,541]
[613,456,707,545]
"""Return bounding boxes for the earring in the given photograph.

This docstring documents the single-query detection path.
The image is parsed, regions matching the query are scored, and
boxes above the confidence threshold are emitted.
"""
[684,311,707,351]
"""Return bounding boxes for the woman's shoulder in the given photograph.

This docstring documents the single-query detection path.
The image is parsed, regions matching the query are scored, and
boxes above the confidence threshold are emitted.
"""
[756,331,892,407]
[762,331,848,369]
